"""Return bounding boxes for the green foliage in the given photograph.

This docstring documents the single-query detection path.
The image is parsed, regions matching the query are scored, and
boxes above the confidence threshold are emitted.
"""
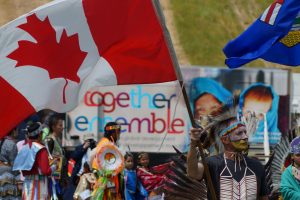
[170,0,279,68]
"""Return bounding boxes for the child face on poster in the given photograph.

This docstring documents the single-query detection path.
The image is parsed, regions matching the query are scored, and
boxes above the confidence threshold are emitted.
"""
[189,78,232,122]
[240,83,281,144]
[194,93,222,119]
[242,85,273,120]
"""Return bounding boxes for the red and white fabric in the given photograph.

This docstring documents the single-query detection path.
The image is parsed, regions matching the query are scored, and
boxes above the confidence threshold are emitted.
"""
[0,0,177,138]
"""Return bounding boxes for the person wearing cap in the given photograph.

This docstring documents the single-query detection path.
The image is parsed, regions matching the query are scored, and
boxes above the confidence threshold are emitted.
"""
[280,136,300,199]
[13,122,57,200]
[77,134,97,176]
[63,134,97,200]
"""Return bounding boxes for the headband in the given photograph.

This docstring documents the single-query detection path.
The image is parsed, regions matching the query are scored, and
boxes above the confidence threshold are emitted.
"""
[105,125,121,131]
[219,122,245,137]
[27,122,43,137]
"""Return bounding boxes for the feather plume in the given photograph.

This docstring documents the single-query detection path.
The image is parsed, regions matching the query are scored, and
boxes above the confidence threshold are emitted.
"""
[265,134,291,199]
[164,147,207,200]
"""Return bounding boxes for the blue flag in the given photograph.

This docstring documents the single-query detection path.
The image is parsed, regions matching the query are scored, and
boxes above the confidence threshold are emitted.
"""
[223,0,300,68]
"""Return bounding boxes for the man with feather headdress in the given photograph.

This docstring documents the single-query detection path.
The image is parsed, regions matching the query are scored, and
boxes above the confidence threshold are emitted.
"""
[187,101,269,200]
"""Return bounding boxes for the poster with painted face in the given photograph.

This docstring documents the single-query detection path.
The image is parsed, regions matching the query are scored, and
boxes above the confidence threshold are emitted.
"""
[182,67,290,146]
[239,83,281,144]
[65,67,289,153]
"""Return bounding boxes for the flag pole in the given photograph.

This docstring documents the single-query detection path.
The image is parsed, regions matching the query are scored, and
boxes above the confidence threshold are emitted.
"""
[152,1,217,199]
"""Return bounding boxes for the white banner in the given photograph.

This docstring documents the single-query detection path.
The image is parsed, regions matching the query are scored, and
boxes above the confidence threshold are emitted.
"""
[65,81,191,153]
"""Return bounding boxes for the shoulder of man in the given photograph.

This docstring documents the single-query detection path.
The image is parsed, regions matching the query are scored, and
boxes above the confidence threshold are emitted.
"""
[245,156,266,171]
[245,156,263,165]
[205,154,224,165]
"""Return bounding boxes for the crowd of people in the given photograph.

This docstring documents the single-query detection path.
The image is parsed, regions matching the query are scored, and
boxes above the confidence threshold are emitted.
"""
[2,112,300,200]
[0,81,300,200]
[0,118,173,200]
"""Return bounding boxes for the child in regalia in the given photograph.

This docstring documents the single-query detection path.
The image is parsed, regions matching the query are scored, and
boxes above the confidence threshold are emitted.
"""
[124,152,148,200]
[136,152,172,199]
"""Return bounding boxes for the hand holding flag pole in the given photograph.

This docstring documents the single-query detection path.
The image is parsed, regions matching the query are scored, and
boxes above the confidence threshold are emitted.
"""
[153,1,217,199]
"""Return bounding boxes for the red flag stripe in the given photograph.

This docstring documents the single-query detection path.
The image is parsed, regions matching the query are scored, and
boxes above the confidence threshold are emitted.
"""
[265,0,284,24]
[265,3,278,24]
[83,0,177,84]
[0,77,35,138]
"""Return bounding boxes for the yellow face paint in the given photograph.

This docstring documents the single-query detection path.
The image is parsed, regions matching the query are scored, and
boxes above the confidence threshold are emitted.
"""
[231,139,249,152]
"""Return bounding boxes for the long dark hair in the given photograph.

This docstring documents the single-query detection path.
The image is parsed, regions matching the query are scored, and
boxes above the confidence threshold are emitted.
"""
[48,114,62,133]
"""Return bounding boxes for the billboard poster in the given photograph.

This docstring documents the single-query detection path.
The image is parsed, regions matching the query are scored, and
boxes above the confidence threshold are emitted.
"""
[181,67,290,146]
[65,67,290,153]
[65,81,191,153]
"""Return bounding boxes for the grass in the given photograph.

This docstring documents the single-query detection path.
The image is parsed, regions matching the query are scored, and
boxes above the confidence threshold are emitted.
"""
[169,0,297,69]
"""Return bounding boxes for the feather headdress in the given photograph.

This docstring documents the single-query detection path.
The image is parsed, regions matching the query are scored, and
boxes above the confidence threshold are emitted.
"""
[195,95,258,154]
[199,96,257,134]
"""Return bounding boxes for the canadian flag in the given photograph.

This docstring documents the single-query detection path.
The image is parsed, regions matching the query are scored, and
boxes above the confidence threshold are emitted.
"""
[0,0,177,138]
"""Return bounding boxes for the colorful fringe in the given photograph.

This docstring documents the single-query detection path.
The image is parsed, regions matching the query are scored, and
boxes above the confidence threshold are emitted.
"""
[22,175,49,200]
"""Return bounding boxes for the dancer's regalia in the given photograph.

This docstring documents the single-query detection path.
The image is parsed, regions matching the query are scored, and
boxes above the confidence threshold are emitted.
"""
[137,162,171,195]
[164,98,292,200]
[13,123,55,200]
[124,168,148,200]
[90,123,124,200]
[91,137,124,200]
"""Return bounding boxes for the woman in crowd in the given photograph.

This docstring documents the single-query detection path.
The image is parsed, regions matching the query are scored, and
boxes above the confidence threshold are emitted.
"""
[280,136,300,199]
[44,114,66,197]
[46,114,65,159]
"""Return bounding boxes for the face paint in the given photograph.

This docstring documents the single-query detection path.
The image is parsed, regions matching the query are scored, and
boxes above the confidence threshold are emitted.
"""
[230,139,249,152]
[229,126,248,141]
[229,125,249,152]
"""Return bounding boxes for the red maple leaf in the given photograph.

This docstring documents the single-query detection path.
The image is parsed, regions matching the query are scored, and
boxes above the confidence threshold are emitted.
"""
[7,13,87,104]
